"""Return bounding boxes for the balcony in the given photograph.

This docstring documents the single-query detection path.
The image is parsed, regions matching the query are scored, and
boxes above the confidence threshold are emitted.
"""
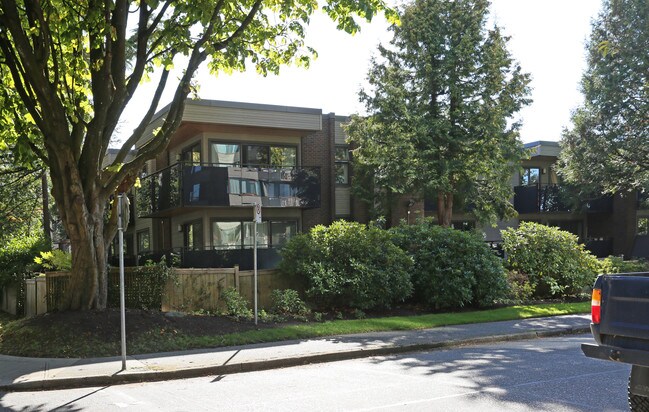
[514,184,573,214]
[109,247,282,270]
[514,184,613,214]
[137,162,321,218]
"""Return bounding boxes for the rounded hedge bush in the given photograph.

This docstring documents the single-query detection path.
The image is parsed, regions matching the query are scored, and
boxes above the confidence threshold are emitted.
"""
[501,222,598,298]
[390,219,508,310]
[278,220,413,310]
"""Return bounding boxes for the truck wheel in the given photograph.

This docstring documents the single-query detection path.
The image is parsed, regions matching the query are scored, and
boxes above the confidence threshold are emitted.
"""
[629,376,649,411]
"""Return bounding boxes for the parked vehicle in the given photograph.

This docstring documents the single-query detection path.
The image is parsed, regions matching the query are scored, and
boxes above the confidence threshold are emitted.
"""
[582,273,649,411]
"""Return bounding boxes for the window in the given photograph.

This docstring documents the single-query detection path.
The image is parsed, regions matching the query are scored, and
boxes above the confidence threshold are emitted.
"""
[209,141,297,167]
[335,146,350,185]
[520,167,540,186]
[211,143,240,166]
[270,146,297,167]
[183,220,203,251]
[271,221,297,246]
[212,221,242,249]
[243,221,269,248]
[243,145,270,166]
[638,218,649,235]
[181,143,201,164]
[211,220,297,249]
[137,230,151,253]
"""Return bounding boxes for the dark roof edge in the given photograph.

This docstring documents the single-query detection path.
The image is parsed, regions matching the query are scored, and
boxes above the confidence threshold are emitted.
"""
[150,99,323,124]
[524,140,560,148]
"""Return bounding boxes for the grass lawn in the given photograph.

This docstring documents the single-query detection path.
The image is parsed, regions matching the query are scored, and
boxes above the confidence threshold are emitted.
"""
[0,302,589,358]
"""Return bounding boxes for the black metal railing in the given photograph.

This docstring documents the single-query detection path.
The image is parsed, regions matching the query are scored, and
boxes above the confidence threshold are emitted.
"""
[136,162,321,217]
[514,184,574,213]
[113,247,282,270]
[584,237,613,258]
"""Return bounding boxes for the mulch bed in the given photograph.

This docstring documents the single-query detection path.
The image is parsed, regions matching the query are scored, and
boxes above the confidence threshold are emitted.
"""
[25,309,278,342]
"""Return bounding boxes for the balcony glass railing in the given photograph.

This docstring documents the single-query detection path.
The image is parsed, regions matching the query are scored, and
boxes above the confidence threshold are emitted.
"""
[136,162,321,217]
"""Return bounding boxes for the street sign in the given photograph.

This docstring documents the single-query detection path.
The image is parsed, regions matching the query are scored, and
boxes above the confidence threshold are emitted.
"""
[254,203,262,223]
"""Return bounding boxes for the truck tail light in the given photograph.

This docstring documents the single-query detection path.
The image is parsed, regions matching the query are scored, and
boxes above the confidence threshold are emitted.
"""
[591,288,601,324]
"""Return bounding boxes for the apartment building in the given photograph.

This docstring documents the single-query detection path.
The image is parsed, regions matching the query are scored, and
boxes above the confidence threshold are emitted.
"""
[126,99,366,269]
[120,101,647,269]
[437,141,646,258]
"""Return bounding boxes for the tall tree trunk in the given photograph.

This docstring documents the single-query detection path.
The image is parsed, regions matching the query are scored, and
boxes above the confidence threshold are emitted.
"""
[437,191,453,227]
[41,172,51,244]
[49,149,111,311]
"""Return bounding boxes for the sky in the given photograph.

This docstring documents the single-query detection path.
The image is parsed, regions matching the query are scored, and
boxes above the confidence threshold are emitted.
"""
[120,0,603,144]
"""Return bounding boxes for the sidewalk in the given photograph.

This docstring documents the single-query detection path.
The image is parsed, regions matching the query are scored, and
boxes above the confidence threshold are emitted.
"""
[0,314,591,392]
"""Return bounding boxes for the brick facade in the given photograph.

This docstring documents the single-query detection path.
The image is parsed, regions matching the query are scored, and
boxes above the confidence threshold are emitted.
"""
[301,114,335,231]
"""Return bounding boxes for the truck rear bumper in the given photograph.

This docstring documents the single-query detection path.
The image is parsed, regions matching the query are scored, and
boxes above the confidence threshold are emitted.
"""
[582,343,649,368]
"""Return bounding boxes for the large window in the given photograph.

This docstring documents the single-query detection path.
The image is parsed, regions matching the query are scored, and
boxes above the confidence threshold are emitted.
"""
[212,220,297,249]
[209,142,297,167]
[270,146,297,167]
[211,143,240,166]
[271,221,297,246]
[520,167,540,186]
[335,146,350,185]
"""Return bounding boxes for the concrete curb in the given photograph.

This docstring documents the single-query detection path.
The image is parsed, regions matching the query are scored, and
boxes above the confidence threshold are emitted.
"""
[0,326,590,392]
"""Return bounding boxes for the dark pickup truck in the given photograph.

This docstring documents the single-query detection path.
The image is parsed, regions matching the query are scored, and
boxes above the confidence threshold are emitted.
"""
[582,273,649,411]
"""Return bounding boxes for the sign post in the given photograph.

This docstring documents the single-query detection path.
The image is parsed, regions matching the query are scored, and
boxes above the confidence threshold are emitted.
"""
[117,194,127,371]
[253,203,261,325]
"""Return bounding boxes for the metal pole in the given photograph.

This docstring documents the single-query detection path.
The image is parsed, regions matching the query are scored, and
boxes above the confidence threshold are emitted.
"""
[253,215,258,325]
[118,194,127,371]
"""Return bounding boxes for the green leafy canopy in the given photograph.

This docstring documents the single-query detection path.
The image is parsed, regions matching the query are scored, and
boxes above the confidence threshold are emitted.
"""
[0,0,396,310]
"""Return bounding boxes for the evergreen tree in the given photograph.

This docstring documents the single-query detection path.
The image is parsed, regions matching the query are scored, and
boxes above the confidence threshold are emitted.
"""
[558,0,649,193]
[347,0,531,227]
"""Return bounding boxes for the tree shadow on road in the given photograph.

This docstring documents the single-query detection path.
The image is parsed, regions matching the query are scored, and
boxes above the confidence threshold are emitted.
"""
[365,335,629,411]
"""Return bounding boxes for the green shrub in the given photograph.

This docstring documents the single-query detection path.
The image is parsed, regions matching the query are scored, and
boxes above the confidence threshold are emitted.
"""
[0,235,47,316]
[598,256,649,274]
[505,270,535,303]
[270,289,310,321]
[279,220,413,310]
[390,219,508,310]
[219,288,253,320]
[0,235,47,288]
[501,222,599,299]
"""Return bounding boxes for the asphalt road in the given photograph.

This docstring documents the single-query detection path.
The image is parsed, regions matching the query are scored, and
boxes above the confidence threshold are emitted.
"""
[0,334,630,411]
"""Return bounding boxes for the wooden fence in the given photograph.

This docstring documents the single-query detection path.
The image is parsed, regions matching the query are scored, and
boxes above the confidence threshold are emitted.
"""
[6,267,297,317]
[163,267,296,312]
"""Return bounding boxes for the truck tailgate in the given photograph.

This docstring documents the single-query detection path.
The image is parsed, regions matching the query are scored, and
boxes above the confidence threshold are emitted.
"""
[600,274,649,343]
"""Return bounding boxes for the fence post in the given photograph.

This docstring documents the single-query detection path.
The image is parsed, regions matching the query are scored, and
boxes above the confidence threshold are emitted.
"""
[35,277,47,315]
[234,265,240,293]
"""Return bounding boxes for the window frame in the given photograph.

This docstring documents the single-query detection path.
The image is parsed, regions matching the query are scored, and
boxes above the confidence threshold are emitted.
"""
[520,167,541,186]
[335,145,350,186]
[210,218,298,249]
[136,229,151,254]
[208,139,298,168]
